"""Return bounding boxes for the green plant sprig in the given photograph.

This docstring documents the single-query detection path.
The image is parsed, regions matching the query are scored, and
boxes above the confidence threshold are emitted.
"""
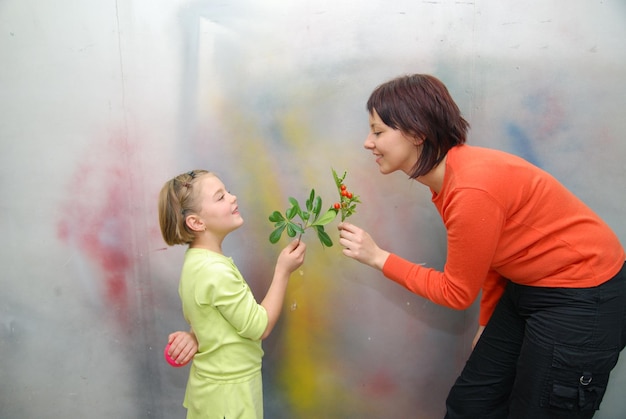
[268,169,361,247]
[268,188,337,247]
[332,169,361,222]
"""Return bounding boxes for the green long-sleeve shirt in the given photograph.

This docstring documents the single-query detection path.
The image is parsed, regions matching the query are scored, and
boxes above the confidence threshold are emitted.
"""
[179,248,268,417]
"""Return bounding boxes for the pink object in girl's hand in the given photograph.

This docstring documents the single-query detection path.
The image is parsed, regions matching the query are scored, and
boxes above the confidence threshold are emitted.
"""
[164,343,189,367]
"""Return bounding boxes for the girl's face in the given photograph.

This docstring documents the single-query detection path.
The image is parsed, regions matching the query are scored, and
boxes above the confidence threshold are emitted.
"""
[364,110,420,176]
[194,174,243,235]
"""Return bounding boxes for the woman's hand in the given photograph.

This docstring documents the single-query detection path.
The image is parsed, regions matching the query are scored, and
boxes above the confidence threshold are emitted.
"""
[338,222,390,270]
[167,330,198,365]
[472,325,485,349]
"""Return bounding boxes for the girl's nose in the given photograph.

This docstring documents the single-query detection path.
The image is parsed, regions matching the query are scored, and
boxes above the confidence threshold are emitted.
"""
[364,134,374,149]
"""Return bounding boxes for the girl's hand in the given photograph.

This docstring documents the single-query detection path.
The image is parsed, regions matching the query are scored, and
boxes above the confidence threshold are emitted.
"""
[338,222,390,270]
[276,239,307,275]
[167,330,198,365]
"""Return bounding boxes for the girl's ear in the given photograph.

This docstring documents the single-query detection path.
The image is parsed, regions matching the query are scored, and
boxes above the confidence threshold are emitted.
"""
[185,215,206,232]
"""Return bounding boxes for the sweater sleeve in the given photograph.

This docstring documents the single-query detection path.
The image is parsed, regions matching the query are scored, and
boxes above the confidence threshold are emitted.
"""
[382,188,506,312]
[197,260,268,340]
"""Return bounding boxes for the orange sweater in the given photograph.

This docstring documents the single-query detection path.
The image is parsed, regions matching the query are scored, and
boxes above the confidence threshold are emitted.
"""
[382,145,625,325]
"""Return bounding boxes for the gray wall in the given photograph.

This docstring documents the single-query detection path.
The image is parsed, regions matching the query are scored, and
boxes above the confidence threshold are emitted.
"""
[1,0,625,418]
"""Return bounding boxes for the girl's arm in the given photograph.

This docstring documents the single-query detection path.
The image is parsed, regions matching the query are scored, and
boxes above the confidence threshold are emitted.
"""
[260,240,306,340]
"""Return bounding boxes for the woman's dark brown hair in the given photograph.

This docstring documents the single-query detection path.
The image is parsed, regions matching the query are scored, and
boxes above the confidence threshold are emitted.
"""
[366,74,469,178]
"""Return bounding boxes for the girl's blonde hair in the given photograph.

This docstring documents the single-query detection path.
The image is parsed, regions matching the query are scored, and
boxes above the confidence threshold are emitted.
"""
[158,170,212,245]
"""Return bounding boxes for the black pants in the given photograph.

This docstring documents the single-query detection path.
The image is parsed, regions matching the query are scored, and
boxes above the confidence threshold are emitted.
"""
[445,262,626,419]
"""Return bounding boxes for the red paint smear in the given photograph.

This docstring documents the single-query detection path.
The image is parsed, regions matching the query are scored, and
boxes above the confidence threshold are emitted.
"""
[362,368,397,398]
[57,133,136,323]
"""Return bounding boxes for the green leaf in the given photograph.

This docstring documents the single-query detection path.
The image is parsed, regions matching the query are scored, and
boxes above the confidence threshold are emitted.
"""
[269,211,285,223]
[306,189,315,212]
[332,168,346,186]
[288,196,299,207]
[269,225,286,243]
[311,208,338,226]
[291,222,305,234]
[286,224,297,237]
[273,220,287,228]
[314,226,333,247]
[288,198,303,220]
[285,206,297,220]
[312,195,322,218]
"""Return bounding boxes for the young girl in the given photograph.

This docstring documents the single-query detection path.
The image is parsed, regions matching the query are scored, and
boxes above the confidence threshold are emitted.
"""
[158,169,307,419]
[338,74,625,418]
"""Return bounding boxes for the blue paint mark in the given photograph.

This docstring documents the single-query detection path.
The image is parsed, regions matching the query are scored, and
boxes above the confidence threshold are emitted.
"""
[521,93,542,112]
[505,123,542,168]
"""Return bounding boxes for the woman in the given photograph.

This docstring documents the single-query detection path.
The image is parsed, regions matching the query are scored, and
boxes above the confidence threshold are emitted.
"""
[338,74,625,418]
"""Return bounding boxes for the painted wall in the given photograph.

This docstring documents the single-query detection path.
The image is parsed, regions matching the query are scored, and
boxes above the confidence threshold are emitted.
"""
[1,1,625,418]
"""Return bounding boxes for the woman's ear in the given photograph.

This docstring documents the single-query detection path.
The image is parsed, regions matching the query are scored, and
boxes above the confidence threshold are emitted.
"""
[405,132,425,146]
[185,215,206,232]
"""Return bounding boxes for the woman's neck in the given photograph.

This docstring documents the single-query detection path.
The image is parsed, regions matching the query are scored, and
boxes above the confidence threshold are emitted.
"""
[416,154,447,194]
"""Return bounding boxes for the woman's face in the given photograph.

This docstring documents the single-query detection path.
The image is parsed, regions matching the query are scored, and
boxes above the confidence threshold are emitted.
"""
[194,174,244,235]
[364,110,420,176]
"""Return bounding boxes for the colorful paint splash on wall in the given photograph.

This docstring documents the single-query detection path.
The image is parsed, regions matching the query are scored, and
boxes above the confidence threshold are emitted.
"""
[56,132,137,327]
